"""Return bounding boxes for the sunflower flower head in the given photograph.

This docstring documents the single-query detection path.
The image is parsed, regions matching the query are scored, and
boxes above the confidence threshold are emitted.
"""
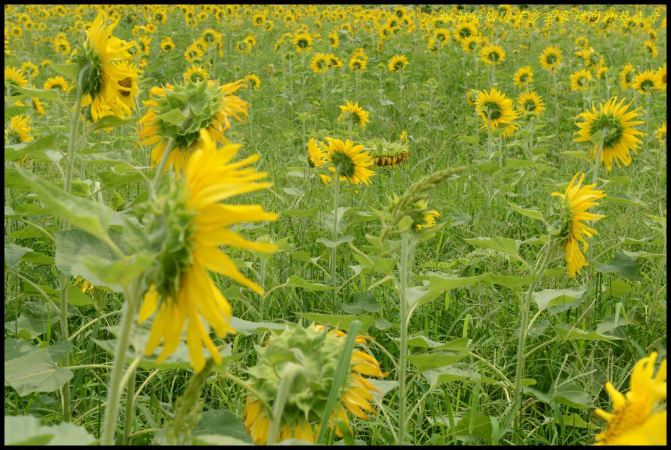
[139,130,278,373]
[337,101,369,129]
[324,137,375,185]
[139,79,248,173]
[5,114,33,144]
[594,352,666,445]
[388,54,409,72]
[75,11,139,122]
[517,91,545,118]
[540,45,562,73]
[551,173,606,278]
[475,87,516,130]
[243,323,383,444]
[632,69,660,94]
[574,97,644,171]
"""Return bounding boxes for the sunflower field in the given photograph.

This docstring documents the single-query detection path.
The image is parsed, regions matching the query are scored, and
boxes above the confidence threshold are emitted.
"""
[3,4,668,446]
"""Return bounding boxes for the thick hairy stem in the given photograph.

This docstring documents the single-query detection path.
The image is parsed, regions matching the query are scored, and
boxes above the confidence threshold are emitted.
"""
[397,233,413,444]
[331,171,340,306]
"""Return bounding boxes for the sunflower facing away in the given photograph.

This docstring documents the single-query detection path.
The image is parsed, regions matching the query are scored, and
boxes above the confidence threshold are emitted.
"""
[337,101,369,129]
[139,130,278,373]
[575,97,644,171]
[139,79,248,173]
[539,46,562,73]
[243,323,384,444]
[594,352,666,445]
[551,173,606,278]
[76,12,139,122]
[475,87,516,130]
[513,66,534,88]
[324,137,375,185]
[5,114,33,144]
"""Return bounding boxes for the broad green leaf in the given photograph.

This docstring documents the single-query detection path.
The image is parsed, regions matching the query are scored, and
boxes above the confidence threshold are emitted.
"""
[316,235,354,249]
[553,381,592,409]
[229,317,285,334]
[605,193,648,208]
[193,410,252,444]
[51,63,81,80]
[296,313,375,333]
[73,252,153,293]
[507,202,545,222]
[369,380,399,401]
[341,292,380,314]
[285,275,330,292]
[554,324,620,342]
[597,251,642,281]
[15,168,113,242]
[408,352,467,371]
[351,252,396,275]
[464,237,525,264]
[480,273,533,289]
[549,413,598,429]
[4,243,33,268]
[560,150,589,161]
[4,415,96,445]
[12,85,62,101]
[407,336,470,352]
[532,288,586,313]
[4,345,73,396]
[423,366,499,387]
[157,108,189,126]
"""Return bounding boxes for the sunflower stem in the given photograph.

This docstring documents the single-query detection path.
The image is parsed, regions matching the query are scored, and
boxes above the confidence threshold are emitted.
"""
[397,232,414,444]
[267,362,302,445]
[331,170,341,307]
[100,280,140,445]
[512,240,554,442]
[151,138,174,193]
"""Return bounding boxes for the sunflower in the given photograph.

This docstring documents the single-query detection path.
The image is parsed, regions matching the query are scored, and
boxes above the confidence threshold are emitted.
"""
[513,66,534,88]
[517,91,545,118]
[293,32,313,53]
[53,38,71,55]
[139,79,248,173]
[461,35,482,53]
[632,70,659,94]
[539,45,562,73]
[5,67,28,92]
[348,57,367,71]
[656,123,666,144]
[480,44,505,65]
[619,64,635,90]
[388,54,408,72]
[307,138,327,168]
[139,130,278,373]
[5,114,33,144]
[327,31,339,49]
[414,204,440,231]
[160,37,175,51]
[475,87,516,130]
[31,97,45,115]
[76,12,139,122]
[138,36,151,56]
[433,28,451,45]
[324,137,375,185]
[337,101,369,129]
[570,69,593,92]
[594,65,608,80]
[310,53,330,74]
[243,324,383,444]
[20,61,39,80]
[465,88,480,106]
[43,76,70,92]
[244,73,261,90]
[367,138,409,167]
[455,21,478,42]
[184,44,204,62]
[551,173,606,278]
[183,65,209,83]
[575,97,644,171]
[644,40,658,58]
[654,64,666,91]
[594,352,666,445]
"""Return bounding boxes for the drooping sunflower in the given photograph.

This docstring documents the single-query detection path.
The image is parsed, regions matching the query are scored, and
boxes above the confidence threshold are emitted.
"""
[475,87,516,130]
[632,70,659,94]
[366,138,409,167]
[388,54,409,72]
[337,101,369,129]
[619,64,635,90]
[324,137,375,185]
[139,130,278,373]
[5,114,33,144]
[139,79,248,173]
[539,45,562,73]
[513,66,534,88]
[183,65,209,83]
[570,69,593,92]
[76,12,139,122]
[594,352,666,445]
[575,97,644,171]
[243,323,384,444]
[43,76,70,92]
[160,36,175,51]
[551,173,606,278]
[480,44,506,65]
[517,91,545,118]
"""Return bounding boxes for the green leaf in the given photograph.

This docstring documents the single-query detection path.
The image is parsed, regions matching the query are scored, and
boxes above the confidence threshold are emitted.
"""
[464,237,525,264]
[340,292,380,314]
[407,336,470,352]
[316,235,354,249]
[423,366,499,387]
[351,252,395,275]
[369,380,399,401]
[554,324,620,342]
[4,343,73,396]
[508,202,545,222]
[296,313,375,333]
[285,275,330,292]
[12,85,62,101]
[157,108,189,126]
[229,317,285,335]
[560,150,589,161]
[4,243,33,268]
[193,410,252,444]
[553,381,592,409]
[480,273,533,290]
[4,415,96,445]
[597,251,642,281]
[51,63,81,80]
[408,352,467,371]
[15,168,113,242]
[532,288,586,313]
